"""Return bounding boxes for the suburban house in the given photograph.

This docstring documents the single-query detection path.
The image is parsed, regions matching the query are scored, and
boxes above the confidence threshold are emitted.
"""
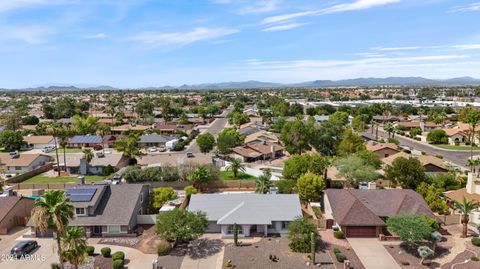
[0,196,36,234]
[56,153,128,175]
[231,141,284,163]
[365,141,400,159]
[103,135,122,148]
[111,124,151,135]
[442,128,468,145]
[137,152,213,167]
[29,184,149,237]
[0,153,52,174]
[324,189,436,237]
[244,131,279,144]
[396,121,439,132]
[188,193,302,237]
[137,133,177,148]
[68,135,103,148]
[152,123,192,135]
[444,173,480,226]
[23,135,56,149]
[382,152,448,173]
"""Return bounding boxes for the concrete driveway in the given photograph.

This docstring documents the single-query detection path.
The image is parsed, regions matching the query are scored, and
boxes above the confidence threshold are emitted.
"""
[180,234,225,269]
[0,236,58,269]
[348,238,401,269]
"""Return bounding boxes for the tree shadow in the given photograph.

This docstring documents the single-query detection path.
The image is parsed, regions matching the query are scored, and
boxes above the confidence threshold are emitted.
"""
[186,238,224,259]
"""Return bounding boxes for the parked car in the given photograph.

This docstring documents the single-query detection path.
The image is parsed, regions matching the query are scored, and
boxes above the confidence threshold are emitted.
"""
[148,147,158,152]
[41,145,55,153]
[10,240,38,258]
[158,147,166,152]
[93,145,103,151]
[186,152,194,158]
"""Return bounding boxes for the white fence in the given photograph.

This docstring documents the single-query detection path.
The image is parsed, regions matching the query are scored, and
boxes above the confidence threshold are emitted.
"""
[137,214,157,225]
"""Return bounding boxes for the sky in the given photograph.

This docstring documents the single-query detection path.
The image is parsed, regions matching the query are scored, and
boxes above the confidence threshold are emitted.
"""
[1,0,480,88]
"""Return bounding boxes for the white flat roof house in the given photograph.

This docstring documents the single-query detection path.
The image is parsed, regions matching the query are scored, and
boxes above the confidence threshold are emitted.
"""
[188,193,302,237]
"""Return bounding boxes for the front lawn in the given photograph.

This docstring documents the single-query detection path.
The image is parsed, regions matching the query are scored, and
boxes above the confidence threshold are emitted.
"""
[47,148,85,154]
[23,174,105,184]
[435,144,480,151]
[219,170,256,181]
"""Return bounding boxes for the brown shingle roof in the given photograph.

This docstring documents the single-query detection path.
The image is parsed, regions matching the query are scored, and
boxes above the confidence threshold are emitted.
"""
[444,188,480,203]
[325,189,435,226]
[23,135,54,144]
[0,154,51,167]
[365,141,399,153]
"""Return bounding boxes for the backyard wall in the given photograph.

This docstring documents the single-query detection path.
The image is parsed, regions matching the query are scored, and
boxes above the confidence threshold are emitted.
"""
[6,163,53,184]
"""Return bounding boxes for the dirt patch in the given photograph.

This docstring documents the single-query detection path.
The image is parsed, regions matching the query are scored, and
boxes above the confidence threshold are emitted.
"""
[97,225,163,254]
[328,245,365,269]
[385,243,450,269]
[94,255,113,269]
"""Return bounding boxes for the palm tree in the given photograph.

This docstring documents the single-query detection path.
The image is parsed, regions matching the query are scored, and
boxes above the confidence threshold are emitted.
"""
[61,227,88,269]
[58,131,69,173]
[465,110,480,160]
[31,190,74,269]
[114,134,141,165]
[96,124,110,154]
[82,148,94,175]
[227,158,245,179]
[453,196,480,238]
[49,122,62,176]
[384,123,394,138]
[255,169,271,194]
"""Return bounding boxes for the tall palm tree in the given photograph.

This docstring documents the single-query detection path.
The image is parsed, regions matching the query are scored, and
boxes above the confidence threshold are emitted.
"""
[453,196,480,238]
[384,123,394,138]
[465,110,480,160]
[31,190,74,269]
[82,148,94,175]
[49,122,62,176]
[114,134,141,165]
[227,158,245,179]
[58,131,69,173]
[96,124,110,154]
[61,227,88,269]
[255,169,271,194]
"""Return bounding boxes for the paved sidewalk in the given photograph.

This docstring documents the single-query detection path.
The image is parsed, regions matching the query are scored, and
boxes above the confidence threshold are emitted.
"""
[348,238,401,269]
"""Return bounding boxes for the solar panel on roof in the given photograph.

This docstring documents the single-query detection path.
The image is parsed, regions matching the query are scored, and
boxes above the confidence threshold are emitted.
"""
[66,188,97,202]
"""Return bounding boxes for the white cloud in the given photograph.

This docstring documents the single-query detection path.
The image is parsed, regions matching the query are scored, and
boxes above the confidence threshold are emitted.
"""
[0,25,51,44]
[262,23,308,32]
[82,33,107,40]
[237,0,278,14]
[0,0,72,13]
[449,2,480,13]
[129,27,239,48]
[452,44,480,50]
[261,0,400,25]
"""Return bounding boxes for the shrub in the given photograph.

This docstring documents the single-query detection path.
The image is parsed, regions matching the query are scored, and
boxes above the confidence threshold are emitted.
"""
[86,246,95,256]
[471,256,479,261]
[333,248,341,254]
[51,263,59,269]
[184,186,198,198]
[334,230,345,239]
[113,259,124,269]
[101,247,111,257]
[401,261,410,266]
[157,241,172,256]
[335,253,347,262]
[112,251,125,261]
[472,237,480,247]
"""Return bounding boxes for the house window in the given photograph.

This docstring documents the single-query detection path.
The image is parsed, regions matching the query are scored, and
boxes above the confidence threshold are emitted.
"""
[282,221,289,229]
[15,166,21,171]
[108,225,121,234]
[75,208,86,216]
[227,225,243,235]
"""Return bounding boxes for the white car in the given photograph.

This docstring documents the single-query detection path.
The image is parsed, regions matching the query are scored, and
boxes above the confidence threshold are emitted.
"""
[41,145,56,153]
[148,147,158,152]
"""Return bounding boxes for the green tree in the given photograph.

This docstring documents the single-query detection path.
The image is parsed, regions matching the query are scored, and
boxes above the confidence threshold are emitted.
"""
[227,111,250,129]
[356,150,382,169]
[270,117,286,132]
[155,208,208,245]
[328,111,349,126]
[426,129,448,144]
[296,172,325,202]
[384,123,395,138]
[255,169,271,194]
[217,128,243,154]
[0,130,24,151]
[385,157,426,189]
[72,115,100,135]
[187,166,211,190]
[453,197,480,238]
[465,110,480,159]
[31,190,74,269]
[61,227,88,269]
[115,134,141,164]
[136,98,154,119]
[152,187,177,209]
[416,182,449,213]
[227,158,245,179]
[335,155,381,187]
[280,119,311,154]
[276,179,296,194]
[410,127,422,138]
[351,115,366,131]
[287,217,319,253]
[311,120,344,156]
[338,128,365,155]
[386,215,434,245]
[196,133,215,153]
[283,154,330,180]
[82,148,94,175]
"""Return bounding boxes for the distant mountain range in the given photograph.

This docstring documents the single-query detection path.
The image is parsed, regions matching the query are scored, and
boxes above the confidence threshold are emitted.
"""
[3,76,480,91]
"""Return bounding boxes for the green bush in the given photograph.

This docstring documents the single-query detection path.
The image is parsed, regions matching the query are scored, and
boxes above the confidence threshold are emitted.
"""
[112,251,125,261]
[471,256,479,261]
[335,253,347,262]
[334,230,344,239]
[472,237,480,247]
[184,186,198,198]
[51,263,59,269]
[101,247,111,257]
[157,242,172,256]
[86,246,95,256]
[113,259,124,269]
[333,248,341,254]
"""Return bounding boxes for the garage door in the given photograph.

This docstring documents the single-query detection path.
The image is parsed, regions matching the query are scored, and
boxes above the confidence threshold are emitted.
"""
[346,226,377,237]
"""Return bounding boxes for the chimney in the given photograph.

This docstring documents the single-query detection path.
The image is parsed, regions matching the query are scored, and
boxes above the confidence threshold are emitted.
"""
[270,145,275,159]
